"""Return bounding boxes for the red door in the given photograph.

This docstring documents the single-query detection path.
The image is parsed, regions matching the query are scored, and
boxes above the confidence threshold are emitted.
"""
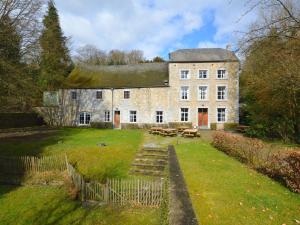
[198,108,208,127]
[114,111,120,128]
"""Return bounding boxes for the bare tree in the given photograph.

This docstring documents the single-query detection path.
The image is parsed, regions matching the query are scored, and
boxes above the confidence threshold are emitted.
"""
[108,50,126,65]
[126,50,144,64]
[0,0,44,61]
[74,44,107,65]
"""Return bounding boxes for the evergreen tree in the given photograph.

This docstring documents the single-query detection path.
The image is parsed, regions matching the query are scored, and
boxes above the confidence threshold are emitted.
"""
[39,0,72,91]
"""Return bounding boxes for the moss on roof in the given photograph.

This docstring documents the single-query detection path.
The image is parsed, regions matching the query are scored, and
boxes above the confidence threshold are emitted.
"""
[65,63,169,89]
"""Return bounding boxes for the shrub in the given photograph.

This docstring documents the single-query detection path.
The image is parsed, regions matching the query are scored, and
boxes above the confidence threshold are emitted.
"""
[0,113,45,129]
[224,123,239,131]
[244,124,268,138]
[90,122,113,129]
[210,123,217,130]
[212,131,300,193]
[168,122,192,128]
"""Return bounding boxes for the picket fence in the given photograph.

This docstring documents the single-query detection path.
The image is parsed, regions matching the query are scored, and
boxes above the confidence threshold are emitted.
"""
[66,161,165,206]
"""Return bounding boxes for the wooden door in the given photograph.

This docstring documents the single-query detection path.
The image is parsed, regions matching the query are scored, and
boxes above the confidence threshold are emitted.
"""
[198,108,208,127]
[114,111,120,128]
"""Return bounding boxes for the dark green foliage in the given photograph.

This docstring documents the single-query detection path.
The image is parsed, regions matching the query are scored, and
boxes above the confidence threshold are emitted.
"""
[0,113,44,129]
[39,0,73,91]
[168,122,192,128]
[90,122,113,129]
[224,123,239,131]
[210,123,217,130]
[152,56,165,62]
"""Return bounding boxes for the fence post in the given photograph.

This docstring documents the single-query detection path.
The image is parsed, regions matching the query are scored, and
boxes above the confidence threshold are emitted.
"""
[104,181,109,204]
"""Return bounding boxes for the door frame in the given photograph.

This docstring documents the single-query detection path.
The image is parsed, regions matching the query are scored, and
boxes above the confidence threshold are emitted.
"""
[197,107,210,129]
[114,110,121,129]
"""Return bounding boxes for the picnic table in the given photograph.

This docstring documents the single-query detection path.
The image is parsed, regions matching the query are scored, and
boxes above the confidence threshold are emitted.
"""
[160,128,177,137]
[182,129,199,138]
[177,126,190,133]
[149,127,163,135]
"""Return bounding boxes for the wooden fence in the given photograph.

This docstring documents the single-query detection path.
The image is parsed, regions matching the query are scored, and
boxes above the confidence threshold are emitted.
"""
[66,161,165,206]
[0,154,66,175]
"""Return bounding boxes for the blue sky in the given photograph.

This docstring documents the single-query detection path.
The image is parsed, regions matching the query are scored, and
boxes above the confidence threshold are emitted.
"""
[55,0,259,59]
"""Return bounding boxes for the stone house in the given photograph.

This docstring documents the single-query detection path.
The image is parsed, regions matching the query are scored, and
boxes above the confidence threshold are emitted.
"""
[41,48,240,129]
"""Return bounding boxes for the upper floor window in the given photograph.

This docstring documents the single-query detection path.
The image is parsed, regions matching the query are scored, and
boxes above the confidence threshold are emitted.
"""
[217,69,227,79]
[180,86,189,100]
[180,108,189,122]
[96,91,103,100]
[71,91,77,100]
[124,90,130,99]
[217,86,227,100]
[217,108,226,122]
[180,70,190,79]
[129,110,137,123]
[156,111,163,123]
[198,70,208,79]
[198,86,208,100]
[104,110,110,122]
[79,112,91,125]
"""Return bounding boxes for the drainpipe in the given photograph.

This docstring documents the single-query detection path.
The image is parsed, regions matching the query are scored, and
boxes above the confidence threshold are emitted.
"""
[111,88,114,129]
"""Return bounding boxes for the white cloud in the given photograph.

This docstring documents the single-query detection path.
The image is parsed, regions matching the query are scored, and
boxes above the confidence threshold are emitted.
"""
[56,0,258,58]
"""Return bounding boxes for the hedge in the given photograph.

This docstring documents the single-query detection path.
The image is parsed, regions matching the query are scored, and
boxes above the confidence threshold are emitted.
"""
[0,113,45,129]
[212,131,300,193]
[90,122,113,129]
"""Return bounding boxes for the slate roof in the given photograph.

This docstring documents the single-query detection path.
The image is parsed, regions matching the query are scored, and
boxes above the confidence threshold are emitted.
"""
[65,63,169,89]
[169,48,239,62]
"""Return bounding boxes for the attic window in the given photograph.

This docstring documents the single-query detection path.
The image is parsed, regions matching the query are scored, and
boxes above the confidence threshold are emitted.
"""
[124,90,130,99]
[96,91,103,100]
[71,91,77,100]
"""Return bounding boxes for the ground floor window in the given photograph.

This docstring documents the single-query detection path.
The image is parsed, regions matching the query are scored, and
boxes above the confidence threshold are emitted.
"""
[156,111,163,123]
[104,110,110,122]
[129,110,137,123]
[79,112,91,125]
[180,108,189,122]
[217,108,226,122]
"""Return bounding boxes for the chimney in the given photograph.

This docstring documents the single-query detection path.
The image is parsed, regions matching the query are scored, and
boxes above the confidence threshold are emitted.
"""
[226,44,232,51]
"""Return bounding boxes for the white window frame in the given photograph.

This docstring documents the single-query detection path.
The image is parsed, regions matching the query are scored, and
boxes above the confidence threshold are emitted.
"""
[104,110,110,122]
[129,110,137,123]
[156,111,163,123]
[180,108,189,122]
[217,107,226,123]
[96,90,103,100]
[216,69,227,79]
[180,86,189,100]
[180,69,190,80]
[79,112,91,125]
[198,69,209,79]
[198,85,209,101]
[216,85,228,101]
[71,91,77,100]
[124,90,130,99]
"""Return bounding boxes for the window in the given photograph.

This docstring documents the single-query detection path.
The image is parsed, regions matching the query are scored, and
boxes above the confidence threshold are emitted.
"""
[217,86,227,100]
[96,91,103,100]
[198,86,208,100]
[79,112,91,125]
[180,86,189,100]
[124,90,130,99]
[180,70,189,79]
[217,69,226,79]
[180,108,189,122]
[104,111,110,122]
[71,91,77,100]
[217,108,226,122]
[156,111,163,123]
[129,110,137,123]
[199,70,208,79]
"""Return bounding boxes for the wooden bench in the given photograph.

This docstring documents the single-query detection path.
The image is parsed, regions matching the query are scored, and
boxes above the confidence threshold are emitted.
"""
[149,127,163,135]
[160,128,177,137]
[182,129,199,138]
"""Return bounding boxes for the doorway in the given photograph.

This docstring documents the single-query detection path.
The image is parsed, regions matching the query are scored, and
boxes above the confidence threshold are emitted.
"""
[114,111,120,128]
[198,108,208,128]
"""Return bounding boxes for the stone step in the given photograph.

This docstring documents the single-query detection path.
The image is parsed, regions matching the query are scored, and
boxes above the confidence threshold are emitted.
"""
[131,163,165,170]
[136,153,168,159]
[142,147,168,153]
[134,158,167,165]
[129,169,164,177]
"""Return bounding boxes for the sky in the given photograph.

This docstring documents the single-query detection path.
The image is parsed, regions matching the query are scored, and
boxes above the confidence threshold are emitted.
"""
[55,0,259,59]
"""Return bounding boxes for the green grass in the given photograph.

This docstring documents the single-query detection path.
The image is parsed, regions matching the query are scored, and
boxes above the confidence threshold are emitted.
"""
[0,128,143,181]
[0,185,160,225]
[175,139,300,225]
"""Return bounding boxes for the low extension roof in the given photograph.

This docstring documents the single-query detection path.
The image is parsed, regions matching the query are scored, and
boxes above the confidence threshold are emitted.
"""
[169,48,239,62]
[65,63,169,89]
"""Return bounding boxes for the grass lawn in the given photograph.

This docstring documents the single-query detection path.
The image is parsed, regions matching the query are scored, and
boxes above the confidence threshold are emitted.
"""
[0,128,143,181]
[0,185,160,225]
[175,139,300,225]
